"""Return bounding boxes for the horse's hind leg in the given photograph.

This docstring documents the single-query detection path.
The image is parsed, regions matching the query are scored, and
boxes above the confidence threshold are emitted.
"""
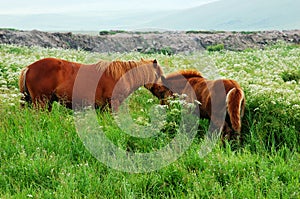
[31,94,53,111]
[208,110,226,139]
[20,92,32,108]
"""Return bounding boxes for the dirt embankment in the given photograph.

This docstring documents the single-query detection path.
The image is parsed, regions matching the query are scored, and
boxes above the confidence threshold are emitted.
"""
[0,29,299,54]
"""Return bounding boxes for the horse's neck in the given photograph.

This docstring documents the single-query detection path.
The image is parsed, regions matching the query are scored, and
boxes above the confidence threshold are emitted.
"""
[121,65,156,91]
[164,78,186,93]
[167,75,205,93]
[182,74,202,79]
[187,77,206,86]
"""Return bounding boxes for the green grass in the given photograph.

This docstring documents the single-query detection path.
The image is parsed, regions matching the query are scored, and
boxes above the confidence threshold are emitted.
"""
[0,43,300,198]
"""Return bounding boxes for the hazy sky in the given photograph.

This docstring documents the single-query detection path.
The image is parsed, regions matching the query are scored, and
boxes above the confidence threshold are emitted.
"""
[0,0,220,15]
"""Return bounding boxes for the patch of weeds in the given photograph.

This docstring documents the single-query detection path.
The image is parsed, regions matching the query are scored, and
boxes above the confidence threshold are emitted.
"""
[143,47,174,56]
[206,44,225,52]
[281,70,300,83]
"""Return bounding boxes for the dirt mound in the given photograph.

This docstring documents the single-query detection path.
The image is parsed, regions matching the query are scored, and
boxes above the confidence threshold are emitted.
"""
[0,29,299,53]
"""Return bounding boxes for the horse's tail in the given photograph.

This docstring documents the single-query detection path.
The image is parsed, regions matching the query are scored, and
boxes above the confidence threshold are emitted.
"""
[226,87,245,133]
[19,67,31,105]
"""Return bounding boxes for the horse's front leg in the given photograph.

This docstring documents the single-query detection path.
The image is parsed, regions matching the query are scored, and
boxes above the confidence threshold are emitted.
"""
[110,87,131,113]
[110,98,120,112]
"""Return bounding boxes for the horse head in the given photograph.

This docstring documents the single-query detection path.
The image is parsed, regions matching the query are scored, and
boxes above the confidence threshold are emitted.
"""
[140,58,164,84]
[145,76,174,105]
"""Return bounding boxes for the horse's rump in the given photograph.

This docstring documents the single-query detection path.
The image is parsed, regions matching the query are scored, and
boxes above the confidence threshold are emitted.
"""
[225,86,245,133]
[19,67,31,105]
[186,77,245,134]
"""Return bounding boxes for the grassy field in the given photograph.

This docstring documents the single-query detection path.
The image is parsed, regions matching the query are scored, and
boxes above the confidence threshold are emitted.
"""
[0,43,300,198]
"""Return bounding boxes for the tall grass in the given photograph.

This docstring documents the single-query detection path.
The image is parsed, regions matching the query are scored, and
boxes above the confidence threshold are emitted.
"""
[0,43,299,198]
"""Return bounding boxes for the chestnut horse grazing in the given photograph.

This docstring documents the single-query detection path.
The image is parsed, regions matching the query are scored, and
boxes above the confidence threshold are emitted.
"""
[19,57,163,111]
[148,70,245,139]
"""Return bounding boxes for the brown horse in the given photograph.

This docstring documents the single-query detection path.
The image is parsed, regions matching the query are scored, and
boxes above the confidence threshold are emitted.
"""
[147,70,245,139]
[19,57,164,111]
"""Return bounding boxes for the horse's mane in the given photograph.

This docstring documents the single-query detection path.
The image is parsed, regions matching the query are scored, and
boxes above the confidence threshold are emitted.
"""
[166,69,204,80]
[95,59,156,80]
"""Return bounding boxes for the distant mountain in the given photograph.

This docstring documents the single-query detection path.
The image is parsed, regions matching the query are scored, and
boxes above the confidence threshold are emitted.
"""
[0,10,175,31]
[141,0,300,30]
[0,0,299,31]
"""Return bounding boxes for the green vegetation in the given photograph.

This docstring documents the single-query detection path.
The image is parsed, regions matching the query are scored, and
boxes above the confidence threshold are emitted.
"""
[98,30,162,35]
[0,28,19,31]
[0,43,299,198]
[206,43,225,52]
[230,31,261,35]
[185,30,226,34]
[99,30,126,35]
[240,31,259,35]
[143,46,174,56]
[131,31,160,35]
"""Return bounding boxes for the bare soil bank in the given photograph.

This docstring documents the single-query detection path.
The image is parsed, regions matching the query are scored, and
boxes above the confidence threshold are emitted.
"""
[0,29,299,54]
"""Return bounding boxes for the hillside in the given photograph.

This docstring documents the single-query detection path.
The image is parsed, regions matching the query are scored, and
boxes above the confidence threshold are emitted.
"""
[0,29,299,54]
[144,0,300,30]
[0,10,172,31]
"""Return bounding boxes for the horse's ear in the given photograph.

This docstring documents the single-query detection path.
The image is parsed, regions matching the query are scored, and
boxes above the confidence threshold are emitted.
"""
[153,59,157,68]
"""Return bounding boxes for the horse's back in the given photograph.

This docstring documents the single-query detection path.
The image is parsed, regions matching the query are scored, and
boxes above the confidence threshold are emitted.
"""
[27,57,79,74]
[27,57,81,82]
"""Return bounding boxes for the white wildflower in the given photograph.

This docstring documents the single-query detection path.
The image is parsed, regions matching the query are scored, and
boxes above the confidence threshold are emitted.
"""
[147,98,154,103]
